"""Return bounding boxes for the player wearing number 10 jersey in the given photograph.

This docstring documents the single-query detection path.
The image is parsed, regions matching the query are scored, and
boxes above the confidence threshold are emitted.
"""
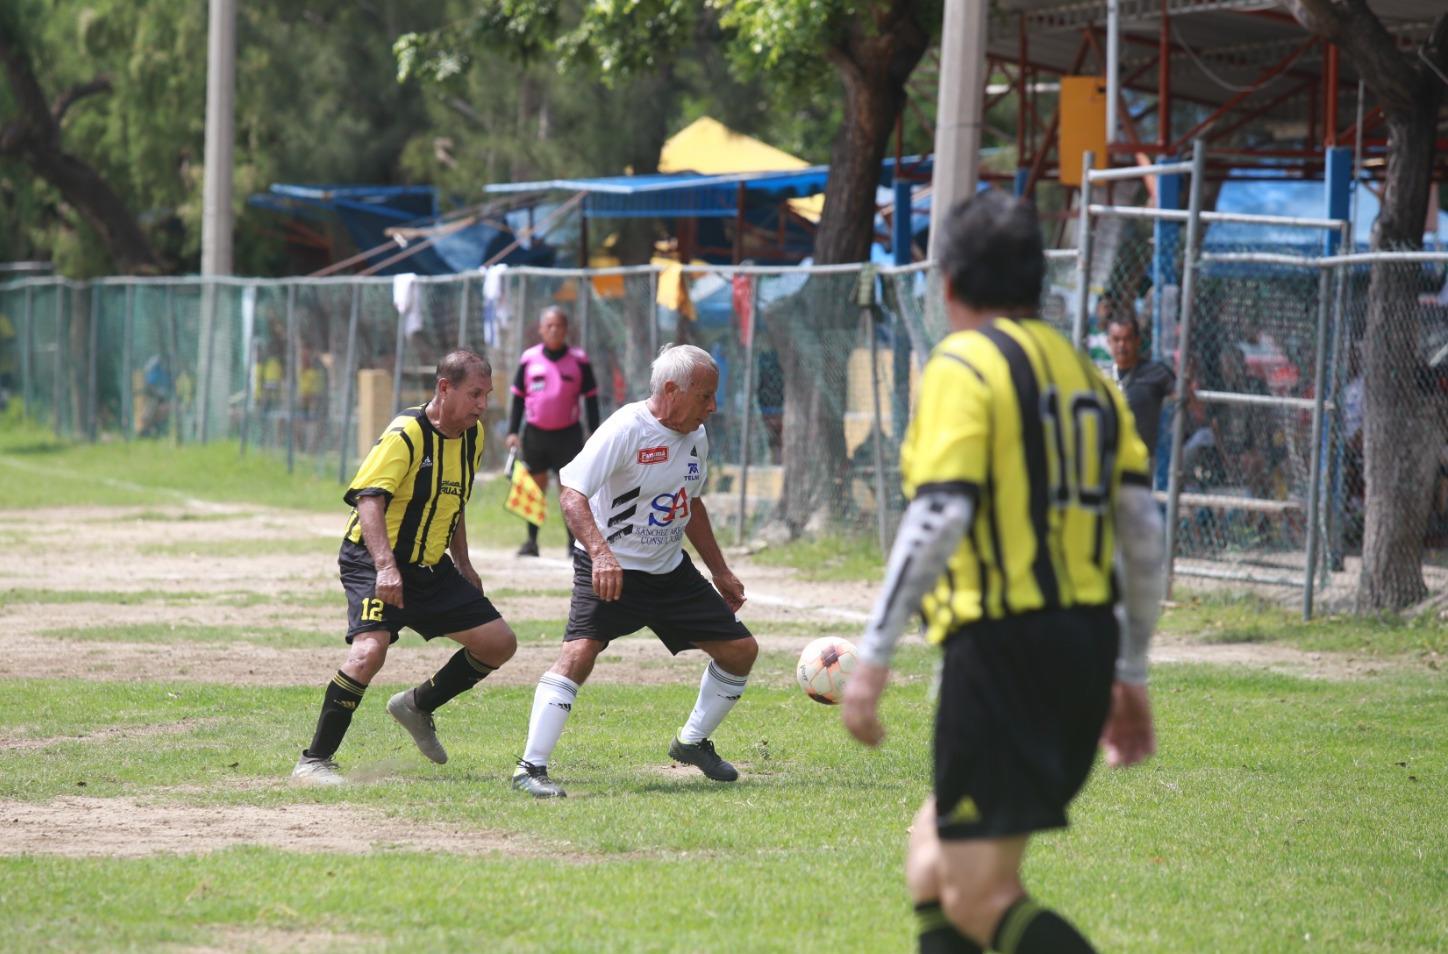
[843,191,1167,954]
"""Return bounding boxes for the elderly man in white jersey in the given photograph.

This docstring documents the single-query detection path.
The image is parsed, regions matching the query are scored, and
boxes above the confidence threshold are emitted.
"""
[512,344,755,797]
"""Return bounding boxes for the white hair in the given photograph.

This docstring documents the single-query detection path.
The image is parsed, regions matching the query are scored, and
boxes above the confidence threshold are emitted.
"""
[649,344,716,396]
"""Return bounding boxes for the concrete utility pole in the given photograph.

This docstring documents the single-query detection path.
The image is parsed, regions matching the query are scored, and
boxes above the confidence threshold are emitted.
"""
[927,0,989,261]
[201,0,236,276]
[197,0,236,441]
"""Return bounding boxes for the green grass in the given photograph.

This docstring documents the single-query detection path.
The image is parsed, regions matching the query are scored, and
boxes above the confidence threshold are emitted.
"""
[1164,590,1448,657]
[0,663,1443,951]
[0,588,337,609]
[749,532,886,581]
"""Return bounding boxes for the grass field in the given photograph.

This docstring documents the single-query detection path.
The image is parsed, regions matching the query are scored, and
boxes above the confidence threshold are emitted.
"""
[1,425,1445,952]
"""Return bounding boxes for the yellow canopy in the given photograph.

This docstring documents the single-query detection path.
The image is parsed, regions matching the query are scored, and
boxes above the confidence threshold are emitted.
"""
[659,117,824,222]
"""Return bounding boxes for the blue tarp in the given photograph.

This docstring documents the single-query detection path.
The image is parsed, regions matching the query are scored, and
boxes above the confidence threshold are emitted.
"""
[483,157,933,220]
[248,184,556,276]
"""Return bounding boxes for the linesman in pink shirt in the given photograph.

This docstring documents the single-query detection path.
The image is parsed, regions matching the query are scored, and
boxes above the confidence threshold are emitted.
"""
[506,306,601,556]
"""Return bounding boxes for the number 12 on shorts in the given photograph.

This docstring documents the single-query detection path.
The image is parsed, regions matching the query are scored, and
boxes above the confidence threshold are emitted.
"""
[361,597,385,622]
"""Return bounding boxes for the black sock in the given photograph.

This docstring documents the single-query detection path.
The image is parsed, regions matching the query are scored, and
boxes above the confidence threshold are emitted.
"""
[915,901,982,954]
[527,522,539,544]
[992,898,1097,954]
[413,649,495,712]
[304,670,366,759]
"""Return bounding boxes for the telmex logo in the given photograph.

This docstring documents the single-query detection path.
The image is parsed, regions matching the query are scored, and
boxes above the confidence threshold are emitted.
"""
[638,446,669,464]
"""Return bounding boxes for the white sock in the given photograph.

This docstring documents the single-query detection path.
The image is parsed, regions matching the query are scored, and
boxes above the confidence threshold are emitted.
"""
[520,672,579,768]
[678,661,748,744]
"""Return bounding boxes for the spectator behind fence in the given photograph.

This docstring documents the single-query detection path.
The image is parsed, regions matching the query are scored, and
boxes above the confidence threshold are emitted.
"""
[1106,310,1175,467]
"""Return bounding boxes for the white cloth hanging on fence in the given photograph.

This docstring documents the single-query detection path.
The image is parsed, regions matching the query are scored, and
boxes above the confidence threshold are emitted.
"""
[392,273,424,337]
[482,264,511,349]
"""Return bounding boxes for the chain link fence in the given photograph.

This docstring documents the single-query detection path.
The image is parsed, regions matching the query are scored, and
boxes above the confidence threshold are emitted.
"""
[4,241,1446,615]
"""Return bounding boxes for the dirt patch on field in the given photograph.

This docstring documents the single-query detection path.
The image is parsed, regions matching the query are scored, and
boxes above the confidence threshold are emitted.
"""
[0,795,565,859]
[167,927,379,954]
[0,717,221,751]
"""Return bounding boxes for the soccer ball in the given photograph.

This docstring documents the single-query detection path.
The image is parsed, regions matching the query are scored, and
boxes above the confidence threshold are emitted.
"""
[796,636,858,705]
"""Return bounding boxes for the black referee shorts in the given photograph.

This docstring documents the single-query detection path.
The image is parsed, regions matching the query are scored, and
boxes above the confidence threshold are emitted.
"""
[934,605,1118,841]
[339,540,502,643]
[564,549,751,655]
[522,422,585,474]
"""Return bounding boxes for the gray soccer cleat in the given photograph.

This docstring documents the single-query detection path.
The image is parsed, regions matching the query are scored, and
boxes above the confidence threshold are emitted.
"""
[512,760,567,798]
[291,753,345,786]
[387,689,448,764]
[668,736,739,782]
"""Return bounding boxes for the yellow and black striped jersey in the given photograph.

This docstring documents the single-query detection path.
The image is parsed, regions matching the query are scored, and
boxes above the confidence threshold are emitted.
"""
[343,404,485,567]
[902,318,1150,643]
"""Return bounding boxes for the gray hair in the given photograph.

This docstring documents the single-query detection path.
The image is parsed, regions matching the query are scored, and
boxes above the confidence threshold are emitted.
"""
[649,344,716,396]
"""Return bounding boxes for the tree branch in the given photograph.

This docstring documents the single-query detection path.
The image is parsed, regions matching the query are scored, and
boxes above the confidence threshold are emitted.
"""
[51,76,112,127]
[1289,0,1420,115]
[0,17,57,146]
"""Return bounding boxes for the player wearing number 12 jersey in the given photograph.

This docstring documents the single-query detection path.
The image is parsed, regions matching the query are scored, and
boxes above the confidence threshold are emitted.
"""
[292,351,519,785]
[843,192,1167,954]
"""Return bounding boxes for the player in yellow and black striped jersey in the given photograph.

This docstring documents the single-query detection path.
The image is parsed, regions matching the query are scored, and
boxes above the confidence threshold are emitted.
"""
[843,192,1168,954]
[292,350,520,786]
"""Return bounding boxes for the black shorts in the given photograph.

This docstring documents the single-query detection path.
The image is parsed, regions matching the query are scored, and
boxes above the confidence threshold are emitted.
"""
[339,540,502,643]
[934,606,1118,841]
[522,422,585,474]
[564,549,751,654]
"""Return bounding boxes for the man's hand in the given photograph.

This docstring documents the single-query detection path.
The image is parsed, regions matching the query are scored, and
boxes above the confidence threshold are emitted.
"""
[1100,681,1155,768]
[505,433,521,452]
[590,548,624,601]
[457,563,484,595]
[375,563,404,609]
[713,570,746,613]
[841,660,890,747]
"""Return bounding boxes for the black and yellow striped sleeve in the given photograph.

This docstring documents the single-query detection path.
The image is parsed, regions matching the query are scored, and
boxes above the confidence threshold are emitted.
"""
[344,420,416,507]
[901,342,992,501]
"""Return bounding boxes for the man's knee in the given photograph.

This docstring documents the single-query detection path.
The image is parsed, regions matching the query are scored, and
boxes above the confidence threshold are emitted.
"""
[936,838,1027,947]
[905,799,941,903]
[552,637,603,684]
[457,619,517,667]
[344,632,390,681]
[707,636,758,675]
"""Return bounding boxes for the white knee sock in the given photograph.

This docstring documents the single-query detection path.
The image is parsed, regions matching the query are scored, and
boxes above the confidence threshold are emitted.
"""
[678,661,749,744]
[521,672,579,768]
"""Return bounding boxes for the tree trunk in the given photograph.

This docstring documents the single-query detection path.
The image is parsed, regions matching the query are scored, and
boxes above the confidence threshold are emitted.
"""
[775,7,927,535]
[1357,101,1441,610]
[0,20,161,274]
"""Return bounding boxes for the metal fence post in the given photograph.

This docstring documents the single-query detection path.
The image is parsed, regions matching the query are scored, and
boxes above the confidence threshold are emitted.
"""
[121,284,134,439]
[239,285,258,457]
[20,286,32,421]
[336,283,361,484]
[87,283,99,441]
[579,275,591,357]
[1071,150,1096,347]
[166,286,182,445]
[53,284,64,434]
[391,282,407,417]
[196,281,215,443]
[1302,259,1335,619]
[284,283,297,473]
[1162,139,1207,596]
[457,275,470,350]
[648,267,659,358]
[861,267,889,555]
[736,279,759,546]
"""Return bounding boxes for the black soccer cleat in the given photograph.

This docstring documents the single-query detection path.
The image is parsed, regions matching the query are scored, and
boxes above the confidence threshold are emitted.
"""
[516,539,540,557]
[668,736,739,782]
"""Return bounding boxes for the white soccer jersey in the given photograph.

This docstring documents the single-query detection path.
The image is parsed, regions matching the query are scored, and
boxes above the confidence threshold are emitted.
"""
[558,401,708,573]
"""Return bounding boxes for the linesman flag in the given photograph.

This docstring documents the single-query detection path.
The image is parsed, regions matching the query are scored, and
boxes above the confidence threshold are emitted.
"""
[503,451,547,527]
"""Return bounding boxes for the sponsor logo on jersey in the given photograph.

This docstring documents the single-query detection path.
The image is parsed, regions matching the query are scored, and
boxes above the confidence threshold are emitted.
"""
[648,487,691,526]
[638,446,669,464]
[686,461,700,480]
[420,456,433,469]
